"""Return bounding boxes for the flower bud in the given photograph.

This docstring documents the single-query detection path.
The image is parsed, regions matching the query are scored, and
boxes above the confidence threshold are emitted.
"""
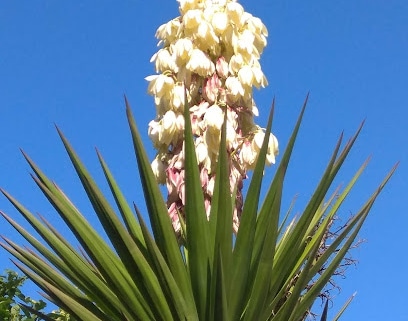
[203,73,221,103]
[216,56,229,79]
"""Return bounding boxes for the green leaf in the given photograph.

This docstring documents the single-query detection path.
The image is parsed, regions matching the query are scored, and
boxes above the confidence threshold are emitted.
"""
[135,205,199,320]
[182,90,211,320]
[229,99,275,320]
[209,107,233,320]
[125,97,194,307]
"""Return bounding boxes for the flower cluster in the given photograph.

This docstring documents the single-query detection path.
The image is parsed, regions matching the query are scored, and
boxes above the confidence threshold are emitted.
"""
[146,0,278,234]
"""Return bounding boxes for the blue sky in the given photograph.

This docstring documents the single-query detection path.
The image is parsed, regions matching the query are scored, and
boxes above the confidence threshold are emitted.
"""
[0,1,407,319]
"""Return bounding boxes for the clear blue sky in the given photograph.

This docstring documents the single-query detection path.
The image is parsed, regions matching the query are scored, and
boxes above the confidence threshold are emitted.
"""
[0,1,407,319]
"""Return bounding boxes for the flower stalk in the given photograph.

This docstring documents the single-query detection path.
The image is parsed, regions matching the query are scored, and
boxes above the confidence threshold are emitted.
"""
[147,0,279,234]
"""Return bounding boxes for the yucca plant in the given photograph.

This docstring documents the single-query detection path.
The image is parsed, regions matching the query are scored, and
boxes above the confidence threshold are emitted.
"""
[0,0,396,320]
[0,97,396,320]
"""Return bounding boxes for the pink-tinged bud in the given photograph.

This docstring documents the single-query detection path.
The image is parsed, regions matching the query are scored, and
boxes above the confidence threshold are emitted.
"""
[190,101,209,135]
[200,166,209,188]
[178,176,186,204]
[204,198,211,219]
[168,202,181,233]
[173,147,185,170]
[226,108,238,130]
[166,167,180,203]
[206,176,215,196]
[216,56,229,79]
[203,73,221,103]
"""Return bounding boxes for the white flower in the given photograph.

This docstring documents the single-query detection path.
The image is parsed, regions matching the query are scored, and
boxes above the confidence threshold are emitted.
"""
[175,113,185,133]
[150,48,178,73]
[155,19,181,46]
[225,76,244,101]
[266,133,279,165]
[234,29,257,58]
[151,156,167,184]
[178,0,201,14]
[186,49,215,76]
[211,11,228,35]
[238,65,254,87]
[248,16,268,37]
[226,2,244,27]
[229,54,244,75]
[195,20,219,52]
[171,83,186,111]
[148,120,163,148]
[183,9,203,31]
[204,104,224,131]
[240,140,256,168]
[252,65,268,88]
[161,110,178,145]
[146,74,175,98]
[247,16,268,53]
[172,38,193,65]
[219,24,236,57]
[195,137,209,164]
[253,130,265,150]
[204,127,221,156]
